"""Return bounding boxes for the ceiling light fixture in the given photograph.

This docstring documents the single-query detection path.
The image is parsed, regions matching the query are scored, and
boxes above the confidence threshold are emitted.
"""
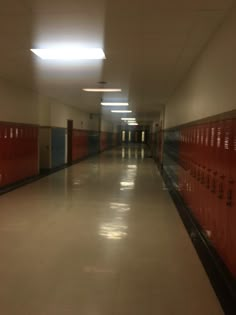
[83,88,121,92]
[101,102,129,106]
[30,48,106,60]
[111,110,132,113]
[128,123,138,126]
[121,118,136,121]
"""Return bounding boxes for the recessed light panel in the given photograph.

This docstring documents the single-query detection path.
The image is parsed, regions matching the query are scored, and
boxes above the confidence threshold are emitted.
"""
[83,88,121,92]
[111,110,132,113]
[101,102,129,106]
[30,48,106,60]
[121,118,136,121]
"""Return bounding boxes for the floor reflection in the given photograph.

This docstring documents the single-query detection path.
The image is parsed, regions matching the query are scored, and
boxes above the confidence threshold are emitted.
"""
[99,202,130,240]
[120,163,137,191]
[120,144,147,160]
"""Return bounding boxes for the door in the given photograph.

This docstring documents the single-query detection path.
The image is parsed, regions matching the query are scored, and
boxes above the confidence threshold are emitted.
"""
[67,120,73,165]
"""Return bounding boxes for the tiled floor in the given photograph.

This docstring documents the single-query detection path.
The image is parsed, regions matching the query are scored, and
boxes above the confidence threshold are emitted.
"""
[0,145,223,315]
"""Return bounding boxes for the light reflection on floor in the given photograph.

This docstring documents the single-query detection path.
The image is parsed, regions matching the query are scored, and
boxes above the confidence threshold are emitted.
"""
[120,160,137,192]
[99,202,130,240]
[121,145,146,160]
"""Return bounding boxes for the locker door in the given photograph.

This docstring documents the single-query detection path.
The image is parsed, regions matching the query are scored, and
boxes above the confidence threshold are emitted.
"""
[19,127,24,179]
[180,128,187,202]
[190,125,200,219]
[205,121,217,241]
[0,126,3,187]
[4,126,11,185]
[225,119,236,277]
[33,127,39,175]
[213,120,227,255]
[201,123,211,234]
[197,124,208,229]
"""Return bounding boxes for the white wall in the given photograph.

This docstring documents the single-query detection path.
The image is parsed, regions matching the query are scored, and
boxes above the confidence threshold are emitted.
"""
[0,77,99,131]
[50,101,99,130]
[38,96,51,126]
[165,7,236,129]
[100,118,113,132]
[0,78,39,125]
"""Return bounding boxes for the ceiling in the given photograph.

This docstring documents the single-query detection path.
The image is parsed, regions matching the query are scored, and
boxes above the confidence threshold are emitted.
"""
[0,0,234,118]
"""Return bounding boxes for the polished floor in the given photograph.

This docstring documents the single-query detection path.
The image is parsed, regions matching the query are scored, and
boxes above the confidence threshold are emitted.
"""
[0,145,223,315]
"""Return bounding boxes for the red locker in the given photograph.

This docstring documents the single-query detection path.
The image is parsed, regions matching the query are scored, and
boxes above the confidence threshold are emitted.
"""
[0,123,39,189]
[190,125,202,222]
[180,128,189,203]
[178,129,184,197]
[175,118,236,278]
[0,125,4,187]
[224,119,236,277]
[212,120,228,255]
[3,126,11,186]
[187,126,196,215]
[200,123,211,235]
[194,124,208,230]
[78,130,88,159]
[203,121,217,241]
[179,128,186,200]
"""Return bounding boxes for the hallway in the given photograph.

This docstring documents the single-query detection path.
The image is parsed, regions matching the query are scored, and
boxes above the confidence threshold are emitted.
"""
[0,145,223,315]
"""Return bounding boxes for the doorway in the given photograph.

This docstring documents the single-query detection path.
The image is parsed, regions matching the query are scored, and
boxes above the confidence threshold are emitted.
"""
[67,119,73,165]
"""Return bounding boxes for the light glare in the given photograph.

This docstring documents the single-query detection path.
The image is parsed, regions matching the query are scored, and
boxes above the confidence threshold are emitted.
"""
[121,118,136,121]
[111,110,132,113]
[83,88,121,92]
[30,48,106,60]
[101,102,129,106]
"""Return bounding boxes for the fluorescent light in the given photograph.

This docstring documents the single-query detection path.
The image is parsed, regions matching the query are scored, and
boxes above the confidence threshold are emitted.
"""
[111,110,132,113]
[83,88,121,92]
[30,48,106,60]
[101,102,129,106]
[121,118,136,121]
[128,123,138,126]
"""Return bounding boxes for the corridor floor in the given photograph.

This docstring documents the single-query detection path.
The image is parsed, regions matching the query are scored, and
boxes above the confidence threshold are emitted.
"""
[0,145,223,315]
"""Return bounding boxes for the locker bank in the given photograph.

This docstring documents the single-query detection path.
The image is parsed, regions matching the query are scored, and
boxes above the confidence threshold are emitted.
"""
[0,1,235,314]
